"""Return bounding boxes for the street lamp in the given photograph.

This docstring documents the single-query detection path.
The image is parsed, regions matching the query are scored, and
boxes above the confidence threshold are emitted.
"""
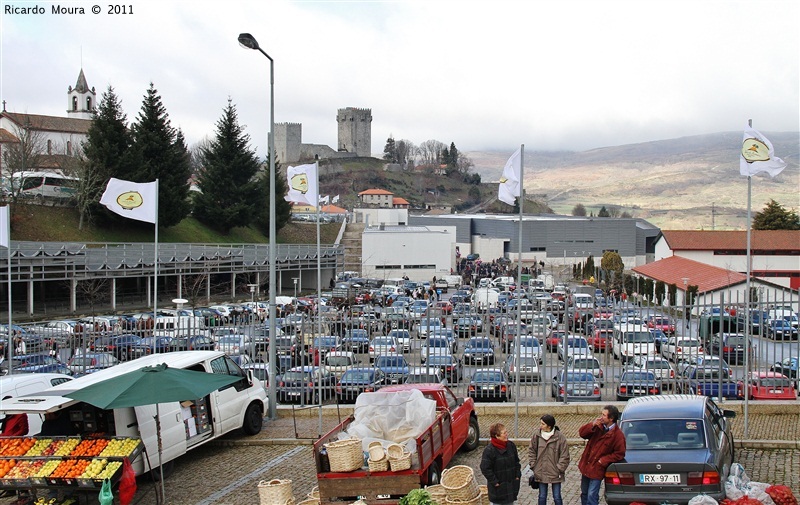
[238,32,277,419]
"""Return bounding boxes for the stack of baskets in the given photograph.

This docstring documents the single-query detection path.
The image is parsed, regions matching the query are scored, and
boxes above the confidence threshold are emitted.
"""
[326,437,364,473]
[425,484,448,505]
[296,486,319,505]
[441,465,481,505]
[367,441,389,472]
[386,443,412,472]
[257,479,294,505]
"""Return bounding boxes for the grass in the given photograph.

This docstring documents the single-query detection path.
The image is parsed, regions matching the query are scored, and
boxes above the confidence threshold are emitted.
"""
[9,203,341,244]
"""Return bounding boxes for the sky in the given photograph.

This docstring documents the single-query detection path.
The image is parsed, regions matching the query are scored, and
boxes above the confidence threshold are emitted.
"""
[1,0,798,159]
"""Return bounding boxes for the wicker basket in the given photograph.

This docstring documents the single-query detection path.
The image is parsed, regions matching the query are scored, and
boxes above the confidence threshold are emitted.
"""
[296,499,318,505]
[386,443,405,459]
[477,485,489,505]
[425,484,448,505]
[258,479,293,505]
[441,466,479,501]
[445,496,481,505]
[388,451,411,471]
[326,438,364,473]
[368,441,385,462]
[307,486,319,500]
[368,456,389,472]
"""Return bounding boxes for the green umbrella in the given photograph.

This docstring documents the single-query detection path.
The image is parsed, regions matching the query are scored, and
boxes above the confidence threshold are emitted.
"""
[65,363,241,502]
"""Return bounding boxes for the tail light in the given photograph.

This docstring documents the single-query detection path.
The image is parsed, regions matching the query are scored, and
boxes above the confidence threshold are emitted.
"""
[649,387,659,394]
[619,386,628,394]
[676,346,683,353]
[687,471,720,485]
[307,382,314,388]
[594,386,601,394]
[605,471,634,485]
[390,346,396,353]
[559,387,565,395]
[364,387,374,392]
[279,381,285,387]
[500,385,507,393]
[670,369,675,378]
[369,346,374,353]
[723,346,733,353]
[336,385,342,393]
[598,369,604,378]
[468,385,475,392]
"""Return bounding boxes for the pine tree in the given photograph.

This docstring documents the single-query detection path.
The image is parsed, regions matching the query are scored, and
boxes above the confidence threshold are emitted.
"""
[448,142,459,170]
[253,153,292,235]
[383,136,397,162]
[129,83,191,227]
[597,206,610,217]
[752,199,800,230]
[193,99,262,232]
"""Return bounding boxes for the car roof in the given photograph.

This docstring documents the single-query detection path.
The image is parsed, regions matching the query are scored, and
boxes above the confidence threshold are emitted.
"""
[621,394,708,420]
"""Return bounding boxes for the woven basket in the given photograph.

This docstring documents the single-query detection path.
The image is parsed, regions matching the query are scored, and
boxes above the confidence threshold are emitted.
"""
[388,451,411,471]
[441,466,479,501]
[386,443,405,459]
[368,456,389,472]
[426,484,448,505]
[445,496,481,505]
[296,499,318,505]
[368,441,385,462]
[258,479,293,505]
[326,438,363,473]
[478,485,489,505]
[307,486,319,500]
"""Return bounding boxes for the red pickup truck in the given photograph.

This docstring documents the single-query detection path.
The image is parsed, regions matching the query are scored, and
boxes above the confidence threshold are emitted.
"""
[314,384,479,504]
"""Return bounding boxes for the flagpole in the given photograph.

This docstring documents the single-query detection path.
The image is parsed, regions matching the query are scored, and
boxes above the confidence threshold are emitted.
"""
[5,206,12,375]
[744,120,752,438]
[153,179,160,357]
[315,161,324,433]
[514,144,524,436]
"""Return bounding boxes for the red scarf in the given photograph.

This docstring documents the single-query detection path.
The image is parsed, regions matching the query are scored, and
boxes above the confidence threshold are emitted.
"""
[491,437,507,450]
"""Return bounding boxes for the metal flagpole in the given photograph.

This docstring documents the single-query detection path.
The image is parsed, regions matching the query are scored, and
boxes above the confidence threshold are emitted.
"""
[514,144,524,436]
[153,180,160,358]
[315,162,324,433]
[5,206,12,375]
[743,120,752,438]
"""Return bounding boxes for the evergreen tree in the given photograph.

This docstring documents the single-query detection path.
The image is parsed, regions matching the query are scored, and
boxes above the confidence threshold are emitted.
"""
[597,205,610,217]
[752,199,800,230]
[572,203,587,216]
[193,99,262,232]
[253,154,292,236]
[383,136,397,162]
[129,83,191,227]
[448,142,459,170]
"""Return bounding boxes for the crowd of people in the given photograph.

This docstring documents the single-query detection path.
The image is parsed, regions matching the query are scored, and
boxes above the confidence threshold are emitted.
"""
[480,406,626,505]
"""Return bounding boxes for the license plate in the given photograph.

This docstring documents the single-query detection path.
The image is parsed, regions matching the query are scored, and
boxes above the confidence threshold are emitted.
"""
[640,473,680,484]
[482,386,494,391]
[347,387,360,392]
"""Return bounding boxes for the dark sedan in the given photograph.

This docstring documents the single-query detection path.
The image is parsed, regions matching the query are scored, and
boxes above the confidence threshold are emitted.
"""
[468,368,511,402]
[128,336,173,359]
[426,354,464,383]
[336,367,387,403]
[616,370,662,401]
[0,354,67,375]
[169,334,216,352]
[767,319,798,340]
[551,371,601,402]
[93,334,142,360]
[604,395,736,505]
[277,366,337,404]
[462,337,495,365]
[342,329,370,353]
[374,354,409,384]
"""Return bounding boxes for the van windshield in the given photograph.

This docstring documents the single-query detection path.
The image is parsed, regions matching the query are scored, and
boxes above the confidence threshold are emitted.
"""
[623,332,654,343]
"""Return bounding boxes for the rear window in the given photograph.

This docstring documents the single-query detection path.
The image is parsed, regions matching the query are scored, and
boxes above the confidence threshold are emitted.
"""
[624,332,654,343]
[377,356,405,367]
[758,378,792,388]
[621,419,706,449]
[473,371,502,382]
[282,371,311,381]
[343,370,373,381]
[648,360,672,369]
[427,338,448,348]
[325,356,353,367]
[623,372,655,381]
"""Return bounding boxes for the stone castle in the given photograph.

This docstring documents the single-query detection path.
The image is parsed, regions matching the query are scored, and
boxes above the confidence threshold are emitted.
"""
[274,107,372,164]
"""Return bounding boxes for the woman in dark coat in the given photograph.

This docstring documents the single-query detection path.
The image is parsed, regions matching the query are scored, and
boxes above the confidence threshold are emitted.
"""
[480,423,521,505]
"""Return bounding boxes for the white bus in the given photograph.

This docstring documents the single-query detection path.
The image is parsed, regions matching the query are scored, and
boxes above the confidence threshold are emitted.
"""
[11,170,78,202]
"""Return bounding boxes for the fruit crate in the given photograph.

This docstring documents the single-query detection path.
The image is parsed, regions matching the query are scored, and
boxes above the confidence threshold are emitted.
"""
[78,463,122,488]
[0,477,31,488]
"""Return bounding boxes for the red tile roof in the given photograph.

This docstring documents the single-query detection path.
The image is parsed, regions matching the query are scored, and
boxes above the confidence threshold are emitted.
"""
[320,204,346,214]
[0,128,19,143]
[358,188,393,196]
[632,256,748,294]
[393,197,409,205]
[661,230,800,251]
[1,112,91,134]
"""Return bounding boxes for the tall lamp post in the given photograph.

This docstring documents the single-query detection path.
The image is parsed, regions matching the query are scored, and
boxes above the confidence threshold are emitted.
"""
[238,32,277,419]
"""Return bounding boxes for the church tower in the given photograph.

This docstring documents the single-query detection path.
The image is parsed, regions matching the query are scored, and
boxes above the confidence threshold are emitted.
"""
[67,69,96,120]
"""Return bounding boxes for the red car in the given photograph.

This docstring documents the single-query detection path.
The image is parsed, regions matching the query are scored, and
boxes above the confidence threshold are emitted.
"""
[737,371,797,400]
[545,329,568,351]
[588,329,613,352]
[647,316,676,335]
[434,300,453,315]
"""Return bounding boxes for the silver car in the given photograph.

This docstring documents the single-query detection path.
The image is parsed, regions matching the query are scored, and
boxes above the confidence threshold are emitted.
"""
[368,336,400,363]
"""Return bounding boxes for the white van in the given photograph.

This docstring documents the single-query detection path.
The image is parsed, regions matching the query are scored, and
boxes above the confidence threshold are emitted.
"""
[612,326,656,364]
[473,287,500,311]
[0,373,74,435]
[0,351,267,477]
[154,315,209,337]
[11,170,78,202]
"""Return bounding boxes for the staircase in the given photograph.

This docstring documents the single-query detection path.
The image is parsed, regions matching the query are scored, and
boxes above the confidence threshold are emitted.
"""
[340,222,365,274]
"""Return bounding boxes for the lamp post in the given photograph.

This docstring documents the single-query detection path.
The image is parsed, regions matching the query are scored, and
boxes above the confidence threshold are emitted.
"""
[682,277,690,335]
[238,32,277,419]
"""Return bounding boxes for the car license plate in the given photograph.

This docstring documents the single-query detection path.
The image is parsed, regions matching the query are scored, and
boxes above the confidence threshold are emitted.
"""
[347,387,360,392]
[640,473,680,484]
[482,386,494,391]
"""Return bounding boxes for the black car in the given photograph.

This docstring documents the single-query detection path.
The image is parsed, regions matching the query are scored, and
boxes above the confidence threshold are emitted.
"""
[336,367,386,403]
[704,333,753,365]
[605,395,736,505]
[128,336,173,360]
[426,354,464,383]
[342,329,370,353]
[277,366,337,404]
[616,370,661,401]
[468,368,511,402]
[0,353,65,375]
[93,334,142,361]
[169,335,216,352]
[462,337,495,365]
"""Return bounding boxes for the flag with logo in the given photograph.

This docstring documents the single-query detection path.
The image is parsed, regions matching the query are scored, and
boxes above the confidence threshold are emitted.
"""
[285,163,319,206]
[498,148,521,205]
[100,178,158,223]
[0,206,9,248]
[740,125,786,178]
[332,194,340,204]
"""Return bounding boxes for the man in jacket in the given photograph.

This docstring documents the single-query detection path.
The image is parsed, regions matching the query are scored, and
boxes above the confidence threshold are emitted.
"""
[480,423,521,505]
[578,405,626,505]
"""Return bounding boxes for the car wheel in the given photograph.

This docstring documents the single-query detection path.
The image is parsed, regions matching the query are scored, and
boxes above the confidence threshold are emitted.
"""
[241,402,264,436]
[427,461,441,486]
[463,417,480,452]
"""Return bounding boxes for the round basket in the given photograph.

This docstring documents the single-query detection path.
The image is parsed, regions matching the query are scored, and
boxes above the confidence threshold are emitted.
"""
[477,485,489,505]
[386,443,405,459]
[258,479,293,505]
[425,484,448,505]
[326,438,364,473]
[296,499,318,505]
[307,486,319,500]
[441,466,479,501]
[388,451,411,471]
[368,456,389,472]
[368,441,385,462]
[445,496,481,505]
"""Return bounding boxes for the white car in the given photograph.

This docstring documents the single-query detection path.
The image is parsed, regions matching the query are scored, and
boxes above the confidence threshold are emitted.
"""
[368,336,400,363]
[512,336,542,364]
[661,336,705,363]
[417,317,443,338]
[420,336,453,363]
[557,336,593,362]
[387,329,412,353]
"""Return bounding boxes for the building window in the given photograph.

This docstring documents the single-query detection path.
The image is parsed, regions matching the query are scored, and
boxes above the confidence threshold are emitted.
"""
[66,141,71,155]
[47,139,52,155]
[72,96,78,111]
[86,97,92,109]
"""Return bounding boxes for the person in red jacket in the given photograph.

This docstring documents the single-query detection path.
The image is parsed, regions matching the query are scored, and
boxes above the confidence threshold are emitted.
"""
[0,397,28,437]
[577,405,626,505]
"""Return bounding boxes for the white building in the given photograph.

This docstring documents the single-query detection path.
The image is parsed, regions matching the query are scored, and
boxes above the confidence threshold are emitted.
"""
[360,224,456,281]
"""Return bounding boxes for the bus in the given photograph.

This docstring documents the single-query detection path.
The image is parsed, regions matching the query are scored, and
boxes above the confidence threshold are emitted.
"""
[11,170,78,202]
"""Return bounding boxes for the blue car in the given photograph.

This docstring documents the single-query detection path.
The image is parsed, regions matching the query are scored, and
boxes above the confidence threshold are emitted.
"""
[374,354,409,384]
[767,319,798,340]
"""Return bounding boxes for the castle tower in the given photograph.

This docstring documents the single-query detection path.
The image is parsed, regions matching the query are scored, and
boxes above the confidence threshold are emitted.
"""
[274,122,302,164]
[337,107,372,157]
[67,69,96,120]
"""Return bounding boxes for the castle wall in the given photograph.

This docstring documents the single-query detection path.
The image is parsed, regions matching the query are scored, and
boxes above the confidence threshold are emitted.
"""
[274,122,302,165]
[337,107,372,157]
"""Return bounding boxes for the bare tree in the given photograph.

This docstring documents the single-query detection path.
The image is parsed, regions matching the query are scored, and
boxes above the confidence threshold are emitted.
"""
[1,119,48,203]
[60,151,105,229]
[417,140,446,166]
[456,152,474,175]
[189,136,212,176]
[395,139,416,167]
[182,273,211,309]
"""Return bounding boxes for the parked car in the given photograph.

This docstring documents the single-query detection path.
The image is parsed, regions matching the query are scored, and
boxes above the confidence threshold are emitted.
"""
[277,366,337,404]
[704,333,753,365]
[336,367,387,403]
[433,300,453,315]
[342,329,370,353]
[215,334,252,357]
[1,354,64,375]
[550,370,601,402]
[770,356,799,388]
[311,335,342,359]
[453,317,477,338]
[626,355,677,390]
[129,336,173,360]
[661,336,705,363]
[94,334,142,361]
[545,329,569,352]
[557,336,592,362]
[322,351,360,379]
[737,371,797,400]
[405,366,447,385]
[419,336,452,364]
[468,368,511,402]
[425,354,464,383]
[67,352,119,375]
[387,329,412,353]
[502,354,541,383]
[565,355,605,386]
[512,336,542,364]
[616,370,662,401]
[369,336,400,363]
[767,319,798,340]
[169,334,216,352]
[604,395,736,505]
[678,355,732,380]
[646,315,676,335]
[374,354,410,384]
[462,337,495,365]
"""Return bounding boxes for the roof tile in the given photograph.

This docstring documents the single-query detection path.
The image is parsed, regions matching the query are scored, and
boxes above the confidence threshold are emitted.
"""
[632,256,748,294]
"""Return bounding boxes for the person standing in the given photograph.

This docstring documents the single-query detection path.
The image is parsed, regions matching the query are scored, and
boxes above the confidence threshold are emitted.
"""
[13,335,26,356]
[529,414,569,505]
[578,406,626,505]
[480,423,521,505]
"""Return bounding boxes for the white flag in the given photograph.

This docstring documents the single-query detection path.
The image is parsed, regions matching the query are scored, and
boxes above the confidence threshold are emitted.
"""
[100,178,158,223]
[284,163,319,206]
[332,194,340,204]
[0,206,9,248]
[740,125,786,178]
[319,195,330,205]
[498,148,521,205]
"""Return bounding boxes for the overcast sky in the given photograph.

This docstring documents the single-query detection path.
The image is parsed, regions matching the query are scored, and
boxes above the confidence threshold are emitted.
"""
[2,0,798,159]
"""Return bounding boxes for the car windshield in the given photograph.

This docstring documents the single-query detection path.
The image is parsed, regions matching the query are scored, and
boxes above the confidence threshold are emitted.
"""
[562,372,594,382]
[517,356,537,366]
[567,339,589,348]
[677,339,701,347]
[726,336,748,346]
[374,338,394,346]
[326,356,352,366]
[426,339,448,348]
[427,355,453,365]
[314,337,337,347]
[282,371,312,381]
[218,336,241,344]
[473,371,502,382]
[520,338,539,348]
[343,370,373,381]
[376,356,405,367]
[648,360,672,369]
[621,419,706,449]
[624,332,654,343]
[468,339,490,349]
[571,359,598,369]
